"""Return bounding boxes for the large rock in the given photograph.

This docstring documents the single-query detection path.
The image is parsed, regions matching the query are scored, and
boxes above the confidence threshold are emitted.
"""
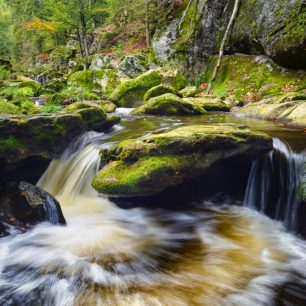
[228,0,306,69]
[110,69,187,107]
[151,0,306,72]
[92,124,272,196]
[0,109,120,182]
[0,181,66,237]
[238,92,306,128]
[133,93,206,116]
[118,54,148,78]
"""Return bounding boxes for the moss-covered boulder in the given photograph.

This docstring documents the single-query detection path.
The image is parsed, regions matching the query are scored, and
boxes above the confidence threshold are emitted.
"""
[0,100,20,114]
[228,0,306,69]
[238,92,306,128]
[0,109,120,181]
[68,70,101,90]
[179,86,199,98]
[92,124,272,196]
[99,100,117,113]
[110,69,187,107]
[49,46,77,68]
[133,93,206,116]
[202,55,306,102]
[144,85,180,101]
[184,97,230,112]
[95,68,120,97]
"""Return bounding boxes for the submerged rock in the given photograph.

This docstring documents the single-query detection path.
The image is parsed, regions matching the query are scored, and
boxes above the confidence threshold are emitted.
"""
[238,92,306,128]
[133,93,206,116]
[0,181,66,232]
[92,124,272,197]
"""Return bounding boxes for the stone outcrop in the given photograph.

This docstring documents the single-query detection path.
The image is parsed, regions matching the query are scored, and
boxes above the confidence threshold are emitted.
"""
[92,124,272,197]
[0,109,120,182]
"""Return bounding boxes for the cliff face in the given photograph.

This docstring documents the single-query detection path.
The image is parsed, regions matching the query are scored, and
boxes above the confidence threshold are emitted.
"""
[152,0,306,73]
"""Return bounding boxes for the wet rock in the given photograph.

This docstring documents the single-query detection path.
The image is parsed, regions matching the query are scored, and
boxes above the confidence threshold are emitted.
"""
[0,181,66,228]
[0,109,119,182]
[92,124,272,197]
[133,93,206,116]
[238,92,306,128]
[184,97,230,112]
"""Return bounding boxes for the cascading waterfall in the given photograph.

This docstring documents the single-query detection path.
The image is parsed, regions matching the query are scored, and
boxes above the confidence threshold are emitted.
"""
[243,138,306,231]
[1,129,306,305]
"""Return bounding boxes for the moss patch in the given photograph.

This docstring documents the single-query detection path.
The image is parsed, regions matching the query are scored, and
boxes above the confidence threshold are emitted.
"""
[133,93,206,116]
[202,55,306,101]
[0,100,20,114]
[93,124,272,196]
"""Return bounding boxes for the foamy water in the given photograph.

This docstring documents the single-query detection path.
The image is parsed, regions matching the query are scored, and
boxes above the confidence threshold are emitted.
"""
[0,128,305,305]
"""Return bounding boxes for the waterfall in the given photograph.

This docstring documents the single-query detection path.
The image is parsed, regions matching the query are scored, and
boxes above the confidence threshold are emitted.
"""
[37,131,105,201]
[243,138,305,231]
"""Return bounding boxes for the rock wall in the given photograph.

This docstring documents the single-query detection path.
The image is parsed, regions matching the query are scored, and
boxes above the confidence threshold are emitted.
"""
[152,0,306,73]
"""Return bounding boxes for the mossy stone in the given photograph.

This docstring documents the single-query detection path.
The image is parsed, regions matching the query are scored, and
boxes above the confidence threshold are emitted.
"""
[92,124,272,196]
[0,100,20,114]
[133,93,206,116]
[144,85,180,101]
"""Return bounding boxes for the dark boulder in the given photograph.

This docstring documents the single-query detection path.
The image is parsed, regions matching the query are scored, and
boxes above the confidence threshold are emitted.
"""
[0,181,66,230]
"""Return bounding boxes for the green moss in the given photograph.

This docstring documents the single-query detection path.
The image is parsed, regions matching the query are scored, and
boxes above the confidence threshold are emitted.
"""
[68,70,101,90]
[179,86,199,98]
[133,93,206,116]
[95,69,120,97]
[65,101,94,112]
[92,156,188,195]
[20,100,40,114]
[0,86,35,100]
[0,136,22,154]
[17,80,41,94]
[92,124,272,196]
[59,86,100,102]
[144,84,179,101]
[184,97,230,112]
[202,55,306,101]
[0,100,20,114]
[99,100,117,113]
[173,0,202,53]
[110,70,163,107]
[41,104,62,113]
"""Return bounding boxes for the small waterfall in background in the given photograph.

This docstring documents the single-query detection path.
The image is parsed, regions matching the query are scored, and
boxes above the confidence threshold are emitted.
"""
[243,138,306,232]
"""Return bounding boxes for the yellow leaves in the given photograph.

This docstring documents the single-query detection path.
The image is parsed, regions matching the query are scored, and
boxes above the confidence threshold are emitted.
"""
[24,17,55,32]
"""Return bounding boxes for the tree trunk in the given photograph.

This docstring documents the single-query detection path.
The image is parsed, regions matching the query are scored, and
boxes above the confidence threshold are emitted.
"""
[206,0,240,94]
[80,11,89,58]
[145,0,151,48]
[76,28,84,56]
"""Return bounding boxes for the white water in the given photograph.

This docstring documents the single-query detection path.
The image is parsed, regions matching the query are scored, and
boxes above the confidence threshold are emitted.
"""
[0,132,306,305]
[244,138,306,231]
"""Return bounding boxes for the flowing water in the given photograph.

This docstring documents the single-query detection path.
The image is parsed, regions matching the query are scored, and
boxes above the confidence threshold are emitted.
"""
[0,111,306,305]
